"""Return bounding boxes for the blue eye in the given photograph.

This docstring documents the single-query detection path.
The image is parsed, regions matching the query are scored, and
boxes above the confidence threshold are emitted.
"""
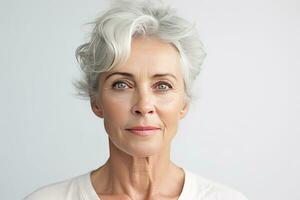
[112,81,130,89]
[111,81,172,91]
[156,82,172,91]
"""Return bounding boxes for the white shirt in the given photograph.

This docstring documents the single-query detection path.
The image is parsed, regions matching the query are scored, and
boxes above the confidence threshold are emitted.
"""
[23,168,248,200]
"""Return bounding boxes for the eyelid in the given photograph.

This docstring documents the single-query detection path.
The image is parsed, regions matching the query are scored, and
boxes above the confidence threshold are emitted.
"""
[111,80,173,90]
[154,81,173,91]
[155,80,173,87]
[111,80,132,89]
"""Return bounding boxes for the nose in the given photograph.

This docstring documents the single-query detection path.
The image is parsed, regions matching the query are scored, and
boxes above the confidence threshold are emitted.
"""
[131,91,155,116]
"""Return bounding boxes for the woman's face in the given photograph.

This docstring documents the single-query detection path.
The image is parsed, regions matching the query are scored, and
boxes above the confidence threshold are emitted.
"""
[92,37,189,157]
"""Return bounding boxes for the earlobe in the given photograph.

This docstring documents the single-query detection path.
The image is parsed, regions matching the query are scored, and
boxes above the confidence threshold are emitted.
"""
[90,98,104,118]
[179,100,189,119]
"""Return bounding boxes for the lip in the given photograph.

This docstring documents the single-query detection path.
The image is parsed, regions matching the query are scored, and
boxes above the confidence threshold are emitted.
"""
[125,126,161,136]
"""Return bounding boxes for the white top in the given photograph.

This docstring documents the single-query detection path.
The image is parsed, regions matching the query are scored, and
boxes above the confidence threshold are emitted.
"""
[23,168,248,200]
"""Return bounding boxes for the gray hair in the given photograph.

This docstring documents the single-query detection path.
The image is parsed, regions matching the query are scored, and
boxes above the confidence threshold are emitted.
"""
[73,0,206,102]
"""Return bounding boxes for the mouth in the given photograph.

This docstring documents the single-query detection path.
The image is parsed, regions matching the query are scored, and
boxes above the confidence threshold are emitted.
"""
[125,126,161,136]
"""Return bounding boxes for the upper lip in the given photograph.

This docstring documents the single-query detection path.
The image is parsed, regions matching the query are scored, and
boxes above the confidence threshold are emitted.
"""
[126,126,161,130]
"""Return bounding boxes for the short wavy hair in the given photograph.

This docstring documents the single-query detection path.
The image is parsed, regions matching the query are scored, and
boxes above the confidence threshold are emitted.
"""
[74,0,206,102]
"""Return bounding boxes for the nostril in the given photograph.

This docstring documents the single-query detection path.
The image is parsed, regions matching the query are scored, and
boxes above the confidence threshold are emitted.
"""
[134,109,154,115]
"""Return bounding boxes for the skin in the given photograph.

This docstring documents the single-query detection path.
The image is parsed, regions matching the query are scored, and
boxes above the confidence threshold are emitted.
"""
[90,36,190,200]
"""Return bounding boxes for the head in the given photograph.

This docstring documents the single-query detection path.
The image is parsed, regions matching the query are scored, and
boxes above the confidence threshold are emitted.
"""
[74,0,206,157]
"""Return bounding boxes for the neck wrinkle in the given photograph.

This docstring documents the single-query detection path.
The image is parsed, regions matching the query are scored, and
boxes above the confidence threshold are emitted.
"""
[105,138,174,198]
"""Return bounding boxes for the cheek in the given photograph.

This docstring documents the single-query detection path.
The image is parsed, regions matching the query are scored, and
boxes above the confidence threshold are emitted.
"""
[157,98,182,117]
[101,92,131,129]
[156,95,184,134]
[101,88,184,125]
[156,92,184,115]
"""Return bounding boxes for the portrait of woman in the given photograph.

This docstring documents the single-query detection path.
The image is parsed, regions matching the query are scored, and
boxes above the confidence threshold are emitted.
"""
[23,0,248,199]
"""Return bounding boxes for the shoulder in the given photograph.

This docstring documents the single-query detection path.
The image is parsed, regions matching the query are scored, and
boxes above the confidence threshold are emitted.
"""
[23,172,89,200]
[184,169,248,200]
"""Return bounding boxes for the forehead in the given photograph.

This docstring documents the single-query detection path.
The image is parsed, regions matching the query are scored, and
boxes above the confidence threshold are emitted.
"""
[110,37,182,75]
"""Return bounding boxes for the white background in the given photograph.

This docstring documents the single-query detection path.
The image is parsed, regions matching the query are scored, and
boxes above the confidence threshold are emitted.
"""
[0,0,299,199]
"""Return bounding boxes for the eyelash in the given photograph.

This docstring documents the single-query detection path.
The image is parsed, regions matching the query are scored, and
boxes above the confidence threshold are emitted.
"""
[111,81,173,92]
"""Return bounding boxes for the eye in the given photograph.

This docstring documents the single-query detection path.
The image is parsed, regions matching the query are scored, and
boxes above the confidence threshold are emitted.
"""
[155,81,173,91]
[112,81,130,89]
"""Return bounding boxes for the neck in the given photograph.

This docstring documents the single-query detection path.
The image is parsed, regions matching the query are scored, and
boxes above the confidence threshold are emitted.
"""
[92,139,184,199]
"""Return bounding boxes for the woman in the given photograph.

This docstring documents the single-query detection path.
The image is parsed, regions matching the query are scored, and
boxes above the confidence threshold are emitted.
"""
[24,0,248,199]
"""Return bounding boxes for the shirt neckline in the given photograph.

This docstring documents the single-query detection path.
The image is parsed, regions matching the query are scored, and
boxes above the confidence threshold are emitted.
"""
[79,167,192,200]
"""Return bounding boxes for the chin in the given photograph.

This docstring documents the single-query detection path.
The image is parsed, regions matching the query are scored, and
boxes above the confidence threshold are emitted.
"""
[130,149,160,158]
[123,141,164,158]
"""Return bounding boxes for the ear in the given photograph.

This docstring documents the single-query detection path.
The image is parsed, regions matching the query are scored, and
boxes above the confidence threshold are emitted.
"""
[179,99,190,119]
[90,97,104,118]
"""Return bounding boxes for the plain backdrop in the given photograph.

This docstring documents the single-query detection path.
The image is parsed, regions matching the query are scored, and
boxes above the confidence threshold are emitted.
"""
[0,0,299,199]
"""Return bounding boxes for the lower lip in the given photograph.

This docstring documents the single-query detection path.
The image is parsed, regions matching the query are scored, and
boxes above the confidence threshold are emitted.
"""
[125,129,160,136]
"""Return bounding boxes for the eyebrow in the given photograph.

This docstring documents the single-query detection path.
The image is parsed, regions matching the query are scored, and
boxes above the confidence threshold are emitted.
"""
[104,72,178,81]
